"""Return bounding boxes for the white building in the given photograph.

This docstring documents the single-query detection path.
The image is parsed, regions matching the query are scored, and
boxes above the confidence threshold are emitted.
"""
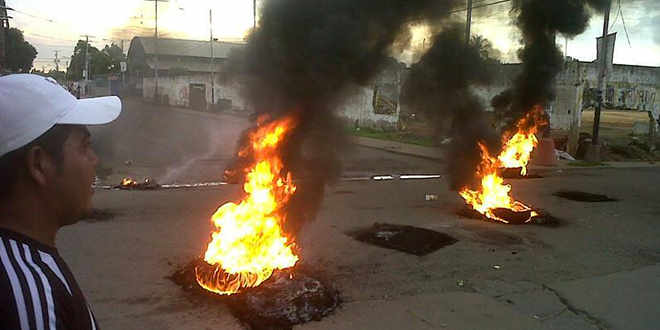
[127,36,246,111]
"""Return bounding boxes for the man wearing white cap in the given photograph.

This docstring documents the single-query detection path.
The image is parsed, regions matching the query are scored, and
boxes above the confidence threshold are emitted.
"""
[0,74,121,330]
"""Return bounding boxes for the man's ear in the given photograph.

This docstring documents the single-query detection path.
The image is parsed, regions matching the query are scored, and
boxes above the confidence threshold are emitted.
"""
[24,146,56,187]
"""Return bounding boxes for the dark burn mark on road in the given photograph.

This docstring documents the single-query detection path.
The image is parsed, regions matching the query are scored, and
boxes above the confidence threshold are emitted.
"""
[169,259,340,330]
[347,223,458,256]
[553,190,618,202]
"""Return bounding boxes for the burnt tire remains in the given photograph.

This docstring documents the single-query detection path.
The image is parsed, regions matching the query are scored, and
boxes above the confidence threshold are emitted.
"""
[169,260,339,330]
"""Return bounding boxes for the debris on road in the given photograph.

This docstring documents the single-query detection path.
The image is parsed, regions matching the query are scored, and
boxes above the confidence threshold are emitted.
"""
[116,177,160,190]
[555,149,576,161]
[425,194,439,201]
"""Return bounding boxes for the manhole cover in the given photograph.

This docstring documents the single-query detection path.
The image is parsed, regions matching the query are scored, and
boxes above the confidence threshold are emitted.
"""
[348,223,458,256]
[553,190,618,202]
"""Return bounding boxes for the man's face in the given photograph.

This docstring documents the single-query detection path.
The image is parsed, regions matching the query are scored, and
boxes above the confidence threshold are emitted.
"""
[51,126,98,225]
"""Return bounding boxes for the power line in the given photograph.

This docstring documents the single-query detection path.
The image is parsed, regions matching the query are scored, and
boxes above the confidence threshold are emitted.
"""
[24,32,79,43]
[27,42,74,48]
[10,8,58,24]
[449,0,511,14]
[619,4,632,48]
[609,0,621,30]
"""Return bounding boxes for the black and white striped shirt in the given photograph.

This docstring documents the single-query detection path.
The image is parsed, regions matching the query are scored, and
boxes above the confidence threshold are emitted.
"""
[0,229,99,330]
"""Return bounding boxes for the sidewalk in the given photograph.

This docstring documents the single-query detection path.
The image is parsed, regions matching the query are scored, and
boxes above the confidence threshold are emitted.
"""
[352,136,445,161]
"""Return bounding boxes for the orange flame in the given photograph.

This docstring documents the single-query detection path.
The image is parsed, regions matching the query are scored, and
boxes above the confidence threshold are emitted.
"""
[121,177,137,186]
[459,107,545,223]
[196,117,299,295]
[497,106,545,176]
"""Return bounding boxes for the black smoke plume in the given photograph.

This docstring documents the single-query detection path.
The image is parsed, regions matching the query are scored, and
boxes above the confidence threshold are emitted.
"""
[497,0,610,130]
[226,0,472,234]
[401,24,500,190]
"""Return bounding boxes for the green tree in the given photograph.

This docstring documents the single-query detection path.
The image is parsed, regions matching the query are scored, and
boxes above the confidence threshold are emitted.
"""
[67,40,92,81]
[102,44,125,73]
[6,28,38,72]
[471,35,501,65]
[67,41,122,80]
[29,69,66,83]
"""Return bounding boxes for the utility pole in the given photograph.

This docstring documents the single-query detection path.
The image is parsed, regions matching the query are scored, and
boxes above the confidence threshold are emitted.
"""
[0,1,12,71]
[145,0,168,103]
[83,35,91,97]
[154,0,159,102]
[210,9,215,107]
[54,50,60,72]
[587,0,611,161]
[465,0,473,44]
[253,0,256,30]
[80,35,94,80]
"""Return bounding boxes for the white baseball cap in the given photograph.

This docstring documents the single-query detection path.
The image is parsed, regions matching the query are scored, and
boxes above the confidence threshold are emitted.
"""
[0,74,122,157]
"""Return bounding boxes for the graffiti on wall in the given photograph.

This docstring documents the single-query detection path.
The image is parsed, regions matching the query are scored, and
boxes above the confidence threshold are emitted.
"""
[372,83,399,115]
[178,86,189,105]
[583,83,657,111]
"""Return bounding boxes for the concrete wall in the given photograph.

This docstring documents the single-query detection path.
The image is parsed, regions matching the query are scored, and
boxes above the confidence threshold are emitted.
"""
[338,84,400,130]
[582,63,659,112]
[143,73,246,110]
[337,62,403,130]
[472,61,659,132]
[553,61,585,154]
[472,64,522,113]
[470,63,579,132]
[552,61,584,130]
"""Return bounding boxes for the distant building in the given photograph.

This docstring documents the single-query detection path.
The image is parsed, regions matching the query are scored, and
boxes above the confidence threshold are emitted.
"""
[127,36,246,111]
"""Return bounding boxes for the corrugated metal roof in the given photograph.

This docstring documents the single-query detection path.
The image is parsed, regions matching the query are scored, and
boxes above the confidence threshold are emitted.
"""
[134,36,245,59]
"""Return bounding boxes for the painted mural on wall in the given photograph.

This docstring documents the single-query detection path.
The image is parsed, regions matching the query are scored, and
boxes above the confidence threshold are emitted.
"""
[372,83,399,115]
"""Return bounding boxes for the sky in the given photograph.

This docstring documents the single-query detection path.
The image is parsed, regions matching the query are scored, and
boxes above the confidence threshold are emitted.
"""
[6,0,660,72]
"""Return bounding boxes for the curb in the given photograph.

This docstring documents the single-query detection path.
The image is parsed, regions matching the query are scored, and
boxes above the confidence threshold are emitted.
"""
[355,142,445,162]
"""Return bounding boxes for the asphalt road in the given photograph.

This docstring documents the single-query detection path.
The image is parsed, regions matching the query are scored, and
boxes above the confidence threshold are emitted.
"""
[57,98,660,330]
[90,98,443,185]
